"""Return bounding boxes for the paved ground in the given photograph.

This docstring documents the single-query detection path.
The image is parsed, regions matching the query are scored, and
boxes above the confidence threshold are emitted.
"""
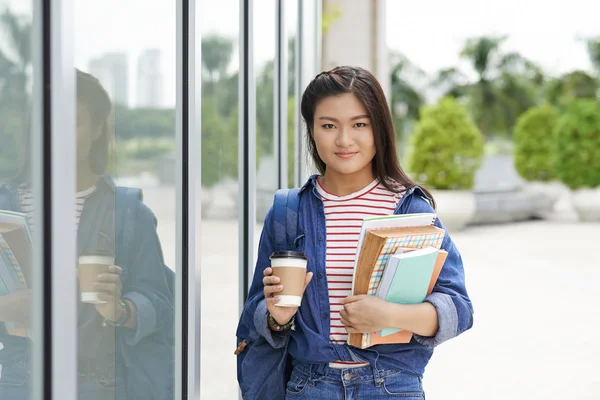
[140,186,600,400]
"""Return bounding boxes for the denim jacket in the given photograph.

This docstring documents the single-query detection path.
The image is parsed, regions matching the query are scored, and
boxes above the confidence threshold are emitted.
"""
[239,175,474,377]
[0,176,174,400]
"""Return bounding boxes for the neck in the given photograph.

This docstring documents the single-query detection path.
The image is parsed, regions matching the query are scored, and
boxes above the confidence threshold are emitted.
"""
[77,165,100,192]
[319,168,375,197]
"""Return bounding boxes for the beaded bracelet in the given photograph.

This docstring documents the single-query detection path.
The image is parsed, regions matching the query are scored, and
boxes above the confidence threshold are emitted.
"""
[267,313,295,332]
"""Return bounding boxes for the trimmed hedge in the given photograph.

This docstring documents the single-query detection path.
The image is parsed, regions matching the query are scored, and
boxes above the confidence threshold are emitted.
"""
[553,99,600,190]
[513,104,559,182]
[407,97,484,190]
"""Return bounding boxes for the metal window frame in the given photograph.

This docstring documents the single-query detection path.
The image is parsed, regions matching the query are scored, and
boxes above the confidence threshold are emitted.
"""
[239,0,256,308]
[176,0,200,398]
[274,0,288,190]
[294,0,321,187]
[42,0,78,399]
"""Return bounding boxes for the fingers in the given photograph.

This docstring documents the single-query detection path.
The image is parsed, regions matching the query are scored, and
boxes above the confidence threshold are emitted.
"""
[263,267,273,277]
[262,275,280,286]
[94,282,121,296]
[109,265,123,275]
[266,296,281,307]
[97,273,122,291]
[340,295,362,305]
[96,292,119,303]
[263,284,283,296]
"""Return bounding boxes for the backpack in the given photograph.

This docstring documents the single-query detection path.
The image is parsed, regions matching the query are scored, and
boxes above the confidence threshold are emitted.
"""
[236,187,301,400]
[115,187,175,299]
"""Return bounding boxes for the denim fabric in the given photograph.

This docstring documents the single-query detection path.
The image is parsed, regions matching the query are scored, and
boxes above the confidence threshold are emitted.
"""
[285,362,425,399]
[238,174,474,382]
[0,374,127,400]
[0,176,174,400]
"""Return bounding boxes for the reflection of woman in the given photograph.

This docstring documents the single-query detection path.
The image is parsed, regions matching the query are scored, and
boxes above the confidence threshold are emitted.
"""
[0,69,174,399]
[238,66,473,399]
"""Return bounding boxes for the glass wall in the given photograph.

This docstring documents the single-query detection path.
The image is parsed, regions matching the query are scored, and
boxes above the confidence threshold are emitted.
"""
[199,0,241,398]
[255,0,277,226]
[74,0,177,399]
[0,1,39,399]
[0,0,320,398]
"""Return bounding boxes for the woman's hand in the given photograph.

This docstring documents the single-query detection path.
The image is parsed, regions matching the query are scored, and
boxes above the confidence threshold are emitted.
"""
[263,267,313,326]
[0,289,32,328]
[339,295,395,334]
[94,265,124,322]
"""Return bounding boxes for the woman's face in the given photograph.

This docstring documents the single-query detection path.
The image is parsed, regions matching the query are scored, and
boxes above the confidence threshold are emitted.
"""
[312,93,376,179]
[76,100,102,166]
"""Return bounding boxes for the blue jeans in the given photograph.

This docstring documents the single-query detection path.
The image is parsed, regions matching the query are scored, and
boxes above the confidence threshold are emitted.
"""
[0,373,127,400]
[285,363,426,399]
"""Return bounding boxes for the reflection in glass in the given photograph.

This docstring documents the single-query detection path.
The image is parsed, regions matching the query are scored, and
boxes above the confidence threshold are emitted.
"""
[199,1,241,398]
[73,1,177,399]
[0,4,35,400]
[256,0,277,223]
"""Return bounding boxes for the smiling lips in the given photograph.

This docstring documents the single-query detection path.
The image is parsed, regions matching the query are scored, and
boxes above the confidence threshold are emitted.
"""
[335,152,357,159]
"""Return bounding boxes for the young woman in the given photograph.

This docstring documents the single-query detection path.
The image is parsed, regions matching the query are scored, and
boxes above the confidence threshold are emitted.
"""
[238,66,473,399]
[0,69,174,400]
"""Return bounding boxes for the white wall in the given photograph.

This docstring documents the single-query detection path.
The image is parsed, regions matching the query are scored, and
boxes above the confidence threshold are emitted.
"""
[321,0,390,103]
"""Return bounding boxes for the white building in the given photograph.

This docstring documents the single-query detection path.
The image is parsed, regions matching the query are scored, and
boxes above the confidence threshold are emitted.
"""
[88,52,129,106]
[321,0,390,102]
[136,49,164,108]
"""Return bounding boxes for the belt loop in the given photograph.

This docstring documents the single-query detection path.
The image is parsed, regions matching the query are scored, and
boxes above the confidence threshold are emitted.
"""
[372,365,383,388]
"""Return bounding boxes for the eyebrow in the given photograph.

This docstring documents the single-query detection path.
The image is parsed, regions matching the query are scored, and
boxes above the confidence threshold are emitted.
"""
[318,115,370,122]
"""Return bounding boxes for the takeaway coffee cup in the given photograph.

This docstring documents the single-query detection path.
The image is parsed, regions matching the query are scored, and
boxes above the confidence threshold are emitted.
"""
[269,251,308,307]
[78,249,114,304]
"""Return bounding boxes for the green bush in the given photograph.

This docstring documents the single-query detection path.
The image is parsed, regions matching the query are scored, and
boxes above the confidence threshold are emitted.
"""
[553,99,600,189]
[407,96,484,190]
[119,138,176,160]
[513,104,559,182]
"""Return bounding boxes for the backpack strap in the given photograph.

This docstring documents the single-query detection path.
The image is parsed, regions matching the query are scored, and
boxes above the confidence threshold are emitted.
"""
[115,187,143,262]
[272,188,301,251]
[115,186,175,301]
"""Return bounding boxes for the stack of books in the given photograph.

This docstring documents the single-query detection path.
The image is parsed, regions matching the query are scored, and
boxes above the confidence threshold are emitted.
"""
[348,213,447,349]
[0,210,33,336]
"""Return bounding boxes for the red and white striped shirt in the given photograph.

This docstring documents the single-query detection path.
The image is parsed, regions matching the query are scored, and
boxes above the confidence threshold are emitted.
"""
[316,178,404,344]
[17,185,97,231]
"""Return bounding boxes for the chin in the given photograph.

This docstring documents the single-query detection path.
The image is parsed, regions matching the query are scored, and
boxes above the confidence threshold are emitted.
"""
[328,164,369,176]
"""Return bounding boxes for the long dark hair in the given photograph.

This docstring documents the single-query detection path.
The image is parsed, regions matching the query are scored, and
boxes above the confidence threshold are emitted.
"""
[13,69,113,185]
[300,65,435,208]
[76,69,113,175]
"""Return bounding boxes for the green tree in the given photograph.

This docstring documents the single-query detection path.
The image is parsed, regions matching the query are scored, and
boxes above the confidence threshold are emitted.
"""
[201,34,234,82]
[582,35,600,76]
[513,104,559,182]
[433,36,544,138]
[545,70,597,107]
[553,99,600,189]
[114,105,175,140]
[201,99,238,187]
[389,51,425,142]
[0,9,32,180]
[407,97,484,190]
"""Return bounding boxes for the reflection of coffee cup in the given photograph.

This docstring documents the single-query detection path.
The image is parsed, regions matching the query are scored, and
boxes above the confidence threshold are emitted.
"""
[78,249,114,304]
[269,251,308,307]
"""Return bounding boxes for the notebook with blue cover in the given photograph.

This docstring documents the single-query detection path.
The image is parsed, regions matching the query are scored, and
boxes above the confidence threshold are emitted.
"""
[376,246,439,336]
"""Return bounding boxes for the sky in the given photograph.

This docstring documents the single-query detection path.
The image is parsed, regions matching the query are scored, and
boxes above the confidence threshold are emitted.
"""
[3,0,599,107]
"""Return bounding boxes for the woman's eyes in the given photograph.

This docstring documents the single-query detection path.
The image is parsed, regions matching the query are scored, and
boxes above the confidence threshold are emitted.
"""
[321,122,368,129]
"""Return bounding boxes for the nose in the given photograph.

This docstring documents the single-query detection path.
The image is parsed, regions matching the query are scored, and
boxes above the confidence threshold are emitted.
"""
[334,127,352,148]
